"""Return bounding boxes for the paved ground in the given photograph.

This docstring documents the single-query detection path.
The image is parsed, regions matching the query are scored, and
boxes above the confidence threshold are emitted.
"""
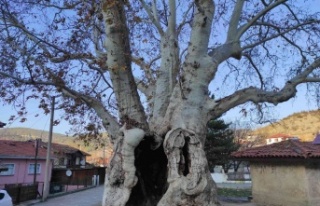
[18,184,256,206]
[17,186,104,206]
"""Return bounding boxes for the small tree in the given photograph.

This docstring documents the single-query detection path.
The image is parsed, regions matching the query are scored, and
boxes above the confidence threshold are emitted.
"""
[205,120,240,173]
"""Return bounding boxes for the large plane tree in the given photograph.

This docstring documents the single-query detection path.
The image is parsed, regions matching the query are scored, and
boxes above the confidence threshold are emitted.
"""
[1,0,320,205]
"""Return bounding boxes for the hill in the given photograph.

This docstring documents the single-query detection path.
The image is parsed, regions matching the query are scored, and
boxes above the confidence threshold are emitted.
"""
[253,110,320,141]
[0,127,113,166]
[0,127,84,149]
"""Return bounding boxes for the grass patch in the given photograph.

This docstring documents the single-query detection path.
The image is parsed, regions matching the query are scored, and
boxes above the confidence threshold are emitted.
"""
[217,188,252,197]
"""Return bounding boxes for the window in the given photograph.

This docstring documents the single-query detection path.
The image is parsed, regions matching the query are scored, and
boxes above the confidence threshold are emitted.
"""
[28,163,41,174]
[0,164,15,175]
[58,158,64,165]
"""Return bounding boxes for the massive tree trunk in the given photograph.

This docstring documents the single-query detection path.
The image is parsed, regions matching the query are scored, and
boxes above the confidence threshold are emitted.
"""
[103,121,220,206]
[102,1,220,205]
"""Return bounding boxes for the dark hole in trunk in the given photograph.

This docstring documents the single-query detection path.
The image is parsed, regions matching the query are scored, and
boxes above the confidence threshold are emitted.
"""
[127,136,168,206]
[182,136,190,176]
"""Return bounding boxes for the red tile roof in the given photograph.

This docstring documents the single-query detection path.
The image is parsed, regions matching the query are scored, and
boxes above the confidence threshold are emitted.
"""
[267,133,291,139]
[232,140,320,159]
[0,140,90,159]
[0,140,48,159]
[49,143,91,156]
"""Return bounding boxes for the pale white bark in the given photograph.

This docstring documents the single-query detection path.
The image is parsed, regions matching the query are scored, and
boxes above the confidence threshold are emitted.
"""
[139,0,164,35]
[103,125,145,206]
[154,1,220,205]
[227,0,244,42]
[150,0,179,131]
[101,2,149,205]
[102,1,148,129]
[157,127,219,206]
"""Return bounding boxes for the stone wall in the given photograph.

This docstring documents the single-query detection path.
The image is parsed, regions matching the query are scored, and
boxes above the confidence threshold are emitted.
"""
[250,162,320,206]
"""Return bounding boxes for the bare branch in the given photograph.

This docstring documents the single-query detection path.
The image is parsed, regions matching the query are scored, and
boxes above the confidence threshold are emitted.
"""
[242,19,320,51]
[60,87,120,139]
[236,0,287,39]
[243,53,264,89]
[0,71,54,86]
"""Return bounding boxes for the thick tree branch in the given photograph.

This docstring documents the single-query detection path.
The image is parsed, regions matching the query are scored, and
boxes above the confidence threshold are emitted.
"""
[60,87,120,139]
[139,0,164,36]
[227,0,244,42]
[207,58,320,120]
[102,0,148,130]
[188,0,214,55]
[168,0,176,35]
[150,0,180,127]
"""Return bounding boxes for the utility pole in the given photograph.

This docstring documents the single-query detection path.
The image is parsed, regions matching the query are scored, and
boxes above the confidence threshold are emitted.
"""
[42,97,55,201]
[33,138,40,184]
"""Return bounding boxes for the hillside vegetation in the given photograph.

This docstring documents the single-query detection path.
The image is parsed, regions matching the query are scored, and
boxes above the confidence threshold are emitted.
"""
[0,127,86,149]
[253,110,320,141]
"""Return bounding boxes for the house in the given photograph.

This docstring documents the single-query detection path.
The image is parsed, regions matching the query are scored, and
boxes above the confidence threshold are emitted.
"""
[232,137,320,206]
[0,140,53,188]
[0,139,91,187]
[265,133,299,145]
[49,142,91,169]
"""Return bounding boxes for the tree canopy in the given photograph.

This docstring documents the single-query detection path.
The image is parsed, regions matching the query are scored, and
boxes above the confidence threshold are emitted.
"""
[1,0,320,205]
[0,1,319,133]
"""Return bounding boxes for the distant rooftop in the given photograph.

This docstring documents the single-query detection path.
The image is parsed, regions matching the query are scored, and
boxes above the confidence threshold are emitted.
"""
[312,133,320,145]
[0,140,48,159]
[232,139,320,159]
[267,133,292,139]
[0,139,90,159]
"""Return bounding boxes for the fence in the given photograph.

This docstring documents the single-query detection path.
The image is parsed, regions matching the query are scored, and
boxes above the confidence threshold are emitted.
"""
[5,182,44,204]
[50,176,95,194]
